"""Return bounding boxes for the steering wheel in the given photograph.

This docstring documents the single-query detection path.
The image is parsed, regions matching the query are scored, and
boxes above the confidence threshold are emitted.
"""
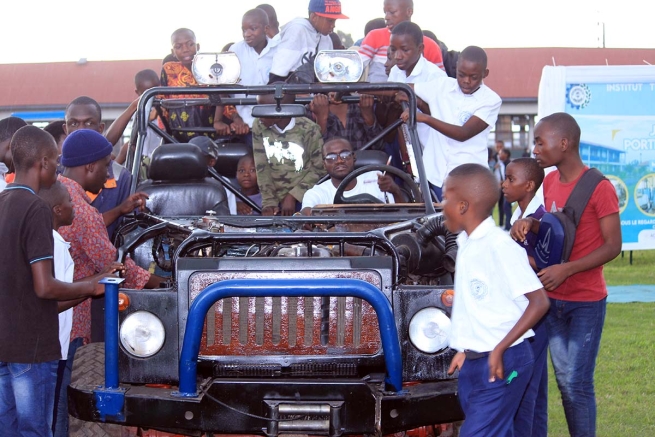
[334,164,423,204]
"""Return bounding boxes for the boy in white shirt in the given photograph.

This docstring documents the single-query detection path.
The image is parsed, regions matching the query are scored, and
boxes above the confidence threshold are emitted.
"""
[387,21,446,151]
[442,163,549,437]
[39,181,123,436]
[400,46,501,201]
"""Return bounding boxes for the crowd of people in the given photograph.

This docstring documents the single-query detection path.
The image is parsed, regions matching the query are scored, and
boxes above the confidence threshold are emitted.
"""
[0,0,622,436]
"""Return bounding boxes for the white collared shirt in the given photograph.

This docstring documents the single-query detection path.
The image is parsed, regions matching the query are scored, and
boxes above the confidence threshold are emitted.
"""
[302,172,394,208]
[53,230,74,360]
[510,192,545,225]
[272,117,296,134]
[388,56,447,149]
[450,217,543,353]
[229,38,278,127]
[414,78,502,187]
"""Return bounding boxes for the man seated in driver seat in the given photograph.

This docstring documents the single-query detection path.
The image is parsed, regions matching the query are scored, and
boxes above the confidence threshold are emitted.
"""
[300,137,403,215]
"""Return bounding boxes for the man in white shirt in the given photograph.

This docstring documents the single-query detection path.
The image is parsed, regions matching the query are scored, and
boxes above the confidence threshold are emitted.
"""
[301,138,402,213]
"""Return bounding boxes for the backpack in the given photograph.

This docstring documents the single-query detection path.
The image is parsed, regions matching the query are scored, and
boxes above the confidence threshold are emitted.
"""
[533,168,607,269]
[286,41,321,84]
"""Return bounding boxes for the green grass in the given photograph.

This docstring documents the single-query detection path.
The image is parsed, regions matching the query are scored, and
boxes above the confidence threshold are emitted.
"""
[604,249,655,285]
[547,303,655,436]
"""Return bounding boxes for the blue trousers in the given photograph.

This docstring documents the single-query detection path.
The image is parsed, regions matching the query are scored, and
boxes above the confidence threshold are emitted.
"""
[547,297,606,437]
[514,317,549,436]
[458,340,534,437]
[0,360,59,437]
[52,337,83,437]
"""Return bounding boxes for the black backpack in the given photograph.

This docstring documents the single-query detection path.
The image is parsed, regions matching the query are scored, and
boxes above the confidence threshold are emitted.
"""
[534,168,607,269]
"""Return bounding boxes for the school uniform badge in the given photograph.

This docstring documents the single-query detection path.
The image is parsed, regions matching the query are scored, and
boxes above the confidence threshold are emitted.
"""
[469,279,488,300]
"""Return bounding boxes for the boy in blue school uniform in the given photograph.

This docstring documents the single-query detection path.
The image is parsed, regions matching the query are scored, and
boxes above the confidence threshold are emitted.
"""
[502,157,548,436]
[443,163,550,437]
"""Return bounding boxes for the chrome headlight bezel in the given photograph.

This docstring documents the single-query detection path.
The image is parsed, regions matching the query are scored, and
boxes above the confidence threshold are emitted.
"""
[119,310,166,358]
[408,307,451,354]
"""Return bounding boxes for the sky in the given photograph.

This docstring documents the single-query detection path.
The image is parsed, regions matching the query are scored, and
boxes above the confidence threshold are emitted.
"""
[3,0,655,64]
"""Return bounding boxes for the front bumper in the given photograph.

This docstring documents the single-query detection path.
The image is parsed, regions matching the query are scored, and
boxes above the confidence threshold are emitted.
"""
[69,377,462,435]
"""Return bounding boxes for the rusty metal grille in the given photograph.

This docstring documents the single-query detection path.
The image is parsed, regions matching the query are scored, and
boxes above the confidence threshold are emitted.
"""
[188,271,382,356]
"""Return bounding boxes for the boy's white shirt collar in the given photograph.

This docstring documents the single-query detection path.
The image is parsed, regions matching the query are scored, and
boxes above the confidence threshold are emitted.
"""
[53,229,71,248]
[406,55,427,79]
[509,190,545,225]
[456,216,496,246]
[272,117,296,134]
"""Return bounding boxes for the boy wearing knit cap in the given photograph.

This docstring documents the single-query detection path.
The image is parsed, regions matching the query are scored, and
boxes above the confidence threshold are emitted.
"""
[55,130,165,434]
[58,129,163,343]
[64,96,147,239]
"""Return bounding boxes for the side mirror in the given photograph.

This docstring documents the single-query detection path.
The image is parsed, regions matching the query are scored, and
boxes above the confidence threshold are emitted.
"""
[251,104,307,118]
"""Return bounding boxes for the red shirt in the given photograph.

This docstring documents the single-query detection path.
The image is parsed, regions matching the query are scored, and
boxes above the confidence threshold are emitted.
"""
[58,175,150,343]
[543,169,619,301]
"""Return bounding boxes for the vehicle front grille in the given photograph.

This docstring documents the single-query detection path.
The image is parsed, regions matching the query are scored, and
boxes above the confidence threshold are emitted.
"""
[188,271,382,357]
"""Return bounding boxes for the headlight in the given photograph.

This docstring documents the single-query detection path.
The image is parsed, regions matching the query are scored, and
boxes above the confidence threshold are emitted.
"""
[192,52,241,85]
[408,307,451,353]
[314,50,364,83]
[120,311,166,358]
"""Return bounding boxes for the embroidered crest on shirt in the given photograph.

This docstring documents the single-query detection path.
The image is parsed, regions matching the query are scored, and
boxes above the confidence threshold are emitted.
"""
[469,279,488,301]
[262,137,305,172]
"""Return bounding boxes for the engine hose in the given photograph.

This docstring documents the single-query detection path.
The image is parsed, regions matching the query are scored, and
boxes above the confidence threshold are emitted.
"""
[417,215,458,273]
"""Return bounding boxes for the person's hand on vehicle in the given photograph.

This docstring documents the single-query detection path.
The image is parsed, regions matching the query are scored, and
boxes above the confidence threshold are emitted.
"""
[309,94,329,118]
[262,206,278,216]
[377,174,396,193]
[214,120,231,136]
[236,202,253,215]
[280,194,297,216]
[119,192,149,215]
[359,94,376,125]
[101,262,125,276]
[230,118,250,135]
[394,91,409,105]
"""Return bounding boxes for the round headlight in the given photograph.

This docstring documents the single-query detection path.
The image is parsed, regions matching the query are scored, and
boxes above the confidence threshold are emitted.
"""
[408,307,451,354]
[120,311,165,358]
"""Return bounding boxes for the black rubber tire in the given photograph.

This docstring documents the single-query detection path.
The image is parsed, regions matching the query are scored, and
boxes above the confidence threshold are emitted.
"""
[68,342,131,437]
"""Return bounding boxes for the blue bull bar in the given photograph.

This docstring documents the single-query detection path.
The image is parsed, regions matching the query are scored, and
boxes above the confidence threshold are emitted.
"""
[176,278,403,396]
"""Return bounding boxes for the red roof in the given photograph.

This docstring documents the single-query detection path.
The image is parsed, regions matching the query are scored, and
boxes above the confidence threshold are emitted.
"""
[1,48,654,110]
[0,59,162,109]
[484,47,655,99]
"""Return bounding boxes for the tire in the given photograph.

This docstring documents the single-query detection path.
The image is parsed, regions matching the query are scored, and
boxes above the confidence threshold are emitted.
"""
[68,342,135,437]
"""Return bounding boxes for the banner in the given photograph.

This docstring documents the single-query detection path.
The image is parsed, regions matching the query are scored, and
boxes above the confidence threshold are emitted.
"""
[539,65,655,250]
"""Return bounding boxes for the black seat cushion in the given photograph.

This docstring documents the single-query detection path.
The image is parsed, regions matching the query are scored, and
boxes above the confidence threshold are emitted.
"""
[138,143,230,216]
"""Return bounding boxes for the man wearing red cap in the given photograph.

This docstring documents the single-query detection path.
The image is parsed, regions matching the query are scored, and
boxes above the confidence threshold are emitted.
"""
[268,0,348,83]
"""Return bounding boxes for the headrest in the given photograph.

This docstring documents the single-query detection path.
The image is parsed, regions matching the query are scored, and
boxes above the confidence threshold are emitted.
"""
[355,150,390,169]
[212,140,251,178]
[148,143,208,181]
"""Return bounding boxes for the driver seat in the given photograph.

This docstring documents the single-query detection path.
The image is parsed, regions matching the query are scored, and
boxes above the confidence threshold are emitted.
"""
[137,143,230,216]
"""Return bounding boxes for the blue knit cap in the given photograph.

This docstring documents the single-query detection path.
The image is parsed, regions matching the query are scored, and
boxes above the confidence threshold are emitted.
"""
[60,129,113,167]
